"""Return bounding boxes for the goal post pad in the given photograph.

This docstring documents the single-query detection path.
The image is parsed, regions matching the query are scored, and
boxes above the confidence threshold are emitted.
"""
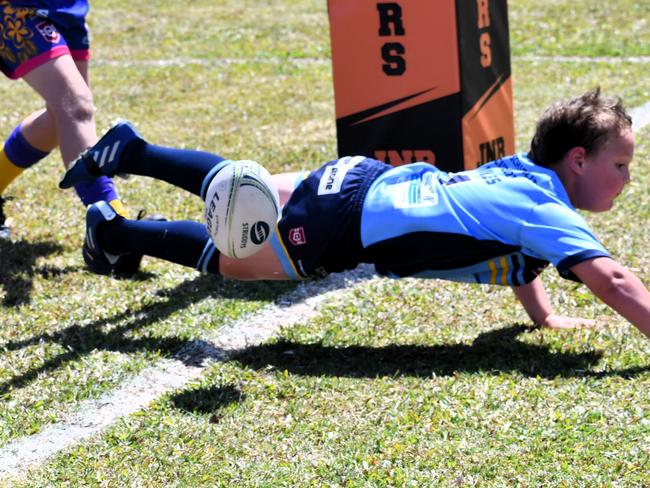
[328,0,514,171]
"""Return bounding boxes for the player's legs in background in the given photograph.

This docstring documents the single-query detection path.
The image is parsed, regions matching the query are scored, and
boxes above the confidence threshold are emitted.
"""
[0,106,56,237]
[0,51,129,237]
[12,107,58,154]
[6,59,126,211]
[67,60,127,214]
[0,5,130,237]
[23,56,95,169]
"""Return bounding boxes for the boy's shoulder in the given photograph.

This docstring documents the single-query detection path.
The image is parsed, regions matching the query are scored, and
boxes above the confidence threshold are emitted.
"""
[480,153,543,181]
[477,153,572,204]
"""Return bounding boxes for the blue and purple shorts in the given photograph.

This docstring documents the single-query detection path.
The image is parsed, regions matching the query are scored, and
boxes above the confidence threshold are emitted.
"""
[0,0,90,79]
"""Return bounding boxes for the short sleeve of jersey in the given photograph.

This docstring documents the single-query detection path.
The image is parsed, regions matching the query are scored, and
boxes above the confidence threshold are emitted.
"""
[519,202,609,277]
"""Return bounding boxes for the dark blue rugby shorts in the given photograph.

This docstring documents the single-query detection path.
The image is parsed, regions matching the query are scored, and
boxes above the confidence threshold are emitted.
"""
[270,156,392,279]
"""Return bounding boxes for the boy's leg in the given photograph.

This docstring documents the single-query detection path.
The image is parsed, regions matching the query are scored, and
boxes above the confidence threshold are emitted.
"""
[97,214,288,280]
[67,59,128,214]
[0,106,126,211]
[0,57,129,238]
[121,140,227,198]
[0,112,53,237]
[60,125,228,198]
[23,56,95,168]
[21,56,129,213]
[86,201,222,275]
[101,171,303,273]
[85,172,299,279]
[61,126,308,201]
[218,242,290,280]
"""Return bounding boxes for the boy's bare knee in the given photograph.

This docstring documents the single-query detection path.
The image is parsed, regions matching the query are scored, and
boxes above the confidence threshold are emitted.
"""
[51,89,95,126]
[67,92,95,124]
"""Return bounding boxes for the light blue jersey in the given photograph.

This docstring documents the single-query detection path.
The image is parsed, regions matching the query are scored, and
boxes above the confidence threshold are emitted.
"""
[359,153,609,285]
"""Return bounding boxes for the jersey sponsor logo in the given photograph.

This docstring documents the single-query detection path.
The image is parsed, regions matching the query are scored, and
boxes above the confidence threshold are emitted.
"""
[35,22,61,43]
[317,156,364,195]
[479,168,501,185]
[490,156,539,184]
[392,171,439,209]
[288,227,307,246]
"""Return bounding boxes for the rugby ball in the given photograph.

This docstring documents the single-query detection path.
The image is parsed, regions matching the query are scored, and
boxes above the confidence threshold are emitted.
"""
[204,160,280,259]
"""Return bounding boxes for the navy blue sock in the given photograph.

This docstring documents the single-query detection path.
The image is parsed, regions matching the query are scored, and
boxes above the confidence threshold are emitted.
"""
[121,140,225,196]
[99,217,220,274]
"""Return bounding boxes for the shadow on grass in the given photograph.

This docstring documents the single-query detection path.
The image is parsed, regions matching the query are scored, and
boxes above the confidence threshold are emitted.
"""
[233,324,649,380]
[0,239,67,306]
[170,384,244,421]
[0,274,295,397]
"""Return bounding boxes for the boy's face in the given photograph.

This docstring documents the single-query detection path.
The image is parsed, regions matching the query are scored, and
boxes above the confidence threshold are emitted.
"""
[574,128,634,212]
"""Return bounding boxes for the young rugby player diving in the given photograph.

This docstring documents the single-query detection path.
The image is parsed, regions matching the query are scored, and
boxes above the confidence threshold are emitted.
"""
[60,89,650,338]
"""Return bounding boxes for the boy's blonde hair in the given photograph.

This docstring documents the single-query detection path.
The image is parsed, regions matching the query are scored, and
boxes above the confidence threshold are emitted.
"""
[528,88,632,167]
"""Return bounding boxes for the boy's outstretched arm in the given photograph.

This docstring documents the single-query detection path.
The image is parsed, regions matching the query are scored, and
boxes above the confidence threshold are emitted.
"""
[571,257,650,339]
[512,276,598,329]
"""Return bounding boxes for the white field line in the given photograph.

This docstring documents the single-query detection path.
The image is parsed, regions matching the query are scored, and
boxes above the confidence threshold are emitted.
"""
[515,54,650,64]
[1,102,649,481]
[93,57,329,68]
[0,265,377,480]
[91,54,650,69]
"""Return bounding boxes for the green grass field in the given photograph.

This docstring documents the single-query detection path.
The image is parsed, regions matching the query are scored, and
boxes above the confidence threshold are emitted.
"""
[1,0,649,486]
